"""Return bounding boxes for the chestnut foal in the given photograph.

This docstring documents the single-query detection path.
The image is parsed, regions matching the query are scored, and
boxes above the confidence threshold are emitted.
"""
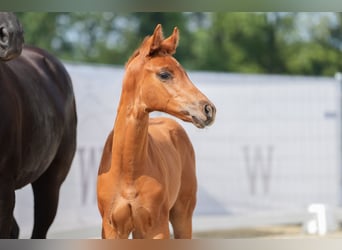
[97,24,216,239]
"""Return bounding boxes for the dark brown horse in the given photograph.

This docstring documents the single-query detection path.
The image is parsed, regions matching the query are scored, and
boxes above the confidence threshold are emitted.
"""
[0,12,77,238]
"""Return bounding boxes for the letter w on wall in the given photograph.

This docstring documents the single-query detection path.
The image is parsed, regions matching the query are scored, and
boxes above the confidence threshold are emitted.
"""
[78,146,102,205]
[242,145,274,195]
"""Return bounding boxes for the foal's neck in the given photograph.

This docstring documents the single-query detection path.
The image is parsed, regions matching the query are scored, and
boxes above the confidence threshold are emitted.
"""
[110,82,149,182]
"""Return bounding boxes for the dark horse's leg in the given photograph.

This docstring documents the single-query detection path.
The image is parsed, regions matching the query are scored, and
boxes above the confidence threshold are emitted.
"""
[31,130,76,239]
[0,181,16,238]
[10,217,19,238]
[31,159,74,238]
[31,167,63,239]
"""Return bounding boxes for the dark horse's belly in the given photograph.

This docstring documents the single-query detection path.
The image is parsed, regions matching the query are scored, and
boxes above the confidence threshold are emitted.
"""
[4,46,76,189]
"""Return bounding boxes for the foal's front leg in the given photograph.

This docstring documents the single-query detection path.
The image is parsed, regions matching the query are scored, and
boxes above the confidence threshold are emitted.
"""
[132,220,170,239]
[132,206,171,239]
[150,222,171,239]
[102,219,120,239]
[102,217,134,239]
[101,200,135,239]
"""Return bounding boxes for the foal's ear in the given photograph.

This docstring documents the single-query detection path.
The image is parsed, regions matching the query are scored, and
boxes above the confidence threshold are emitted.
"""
[161,27,179,55]
[150,24,164,52]
[140,24,164,57]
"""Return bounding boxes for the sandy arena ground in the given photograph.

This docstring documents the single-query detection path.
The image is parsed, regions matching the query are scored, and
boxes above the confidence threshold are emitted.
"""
[193,224,342,238]
[46,224,342,239]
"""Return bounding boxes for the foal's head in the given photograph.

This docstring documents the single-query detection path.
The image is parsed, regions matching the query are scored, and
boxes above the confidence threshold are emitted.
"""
[0,12,24,61]
[124,24,216,128]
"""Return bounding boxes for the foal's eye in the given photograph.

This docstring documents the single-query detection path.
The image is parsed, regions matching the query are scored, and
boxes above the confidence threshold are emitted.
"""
[157,71,173,81]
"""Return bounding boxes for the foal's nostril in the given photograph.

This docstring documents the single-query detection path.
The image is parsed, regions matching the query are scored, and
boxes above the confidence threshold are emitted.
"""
[204,104,213,119]
[202,103,216,126]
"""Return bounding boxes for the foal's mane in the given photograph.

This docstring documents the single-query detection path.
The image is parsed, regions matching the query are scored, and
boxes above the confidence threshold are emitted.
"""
[125,37,149,68]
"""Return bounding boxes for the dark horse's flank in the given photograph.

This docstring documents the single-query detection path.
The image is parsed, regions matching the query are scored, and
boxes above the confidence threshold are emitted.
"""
[0,12,77,238]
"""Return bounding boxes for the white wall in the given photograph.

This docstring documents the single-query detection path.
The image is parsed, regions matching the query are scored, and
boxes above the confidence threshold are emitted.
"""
[14,63,342,237]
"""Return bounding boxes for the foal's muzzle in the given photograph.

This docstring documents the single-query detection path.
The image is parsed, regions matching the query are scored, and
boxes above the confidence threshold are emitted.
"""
[190,101,216,129]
